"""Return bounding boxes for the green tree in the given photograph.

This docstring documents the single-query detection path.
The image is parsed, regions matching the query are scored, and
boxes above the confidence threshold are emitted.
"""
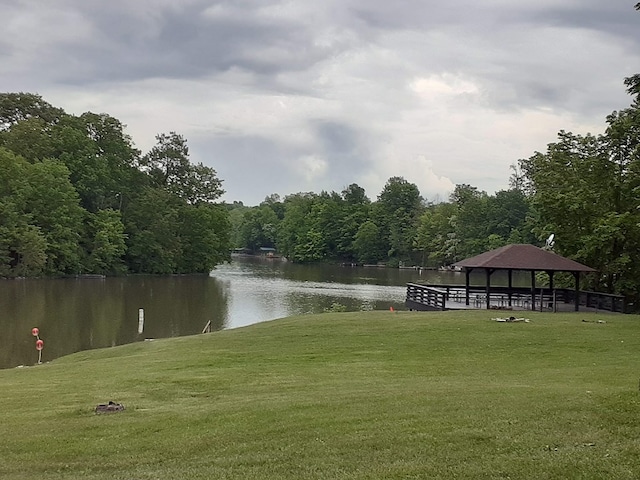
[414,202,458,266]
[373,177,423,263]
[353,221,385,264]
[261,194,285,220]
[0,150,84,276]
[337,184,371,261]
[124,188,183,274]
[518,132,612,254]
[83,209,127,274]
[477,189,534,251]
[0,117,54,161]
[0,93,64,131]
[227,201,249,249]
[0,148,48,276]
[182,162,225,205]
[239,206,279,251]
[308,191,344,259]
[23,159,84,274]
[449,184,490,257]
[276,193,316,262]
[342,183,369,205]
[177,204,231,273]
[141,132,223,204]
[50,113,143,213]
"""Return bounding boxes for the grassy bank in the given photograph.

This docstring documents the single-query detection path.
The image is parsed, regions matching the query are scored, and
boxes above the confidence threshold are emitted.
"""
[1,310,640,479]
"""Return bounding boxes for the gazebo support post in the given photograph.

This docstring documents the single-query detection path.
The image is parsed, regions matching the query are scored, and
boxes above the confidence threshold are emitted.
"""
[573,272,580,311]
[530,270,536,311]
[485,268,496,309]
[465,268,472,306]
[507,269,513,307]
[547,270,555,312]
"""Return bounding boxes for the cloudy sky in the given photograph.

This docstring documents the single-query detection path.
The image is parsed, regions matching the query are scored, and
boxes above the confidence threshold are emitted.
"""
[2,1,639,205]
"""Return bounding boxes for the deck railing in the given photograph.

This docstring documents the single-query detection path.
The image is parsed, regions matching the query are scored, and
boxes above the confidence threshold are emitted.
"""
[405,283,447,311]
[405,284,627,313]
[566,290,626,313]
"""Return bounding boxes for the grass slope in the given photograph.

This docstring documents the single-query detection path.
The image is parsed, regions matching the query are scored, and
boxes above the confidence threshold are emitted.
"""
[1,310,640,479]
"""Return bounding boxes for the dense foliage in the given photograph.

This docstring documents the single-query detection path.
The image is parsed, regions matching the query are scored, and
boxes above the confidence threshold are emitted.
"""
[0,93,231,276]
[230,178,533,267]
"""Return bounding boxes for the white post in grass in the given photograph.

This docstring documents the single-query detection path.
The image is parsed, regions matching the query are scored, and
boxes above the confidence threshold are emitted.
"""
[138,308,144,334]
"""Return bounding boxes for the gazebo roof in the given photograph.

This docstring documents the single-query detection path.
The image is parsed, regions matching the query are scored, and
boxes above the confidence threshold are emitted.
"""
[453,244,596,273]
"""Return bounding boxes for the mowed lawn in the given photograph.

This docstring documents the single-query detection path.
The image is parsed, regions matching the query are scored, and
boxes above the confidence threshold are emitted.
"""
[2,310,640,479]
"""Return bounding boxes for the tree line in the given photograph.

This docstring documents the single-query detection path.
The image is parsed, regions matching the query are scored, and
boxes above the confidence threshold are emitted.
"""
[229,179,533,267]
[0,93,231,276]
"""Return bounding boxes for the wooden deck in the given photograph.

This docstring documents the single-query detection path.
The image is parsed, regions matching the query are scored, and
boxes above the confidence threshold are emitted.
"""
[405,284,627,313]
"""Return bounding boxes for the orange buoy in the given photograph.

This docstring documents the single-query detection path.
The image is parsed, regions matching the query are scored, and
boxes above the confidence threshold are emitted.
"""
[36,339,44,351]
[32,327,39,337]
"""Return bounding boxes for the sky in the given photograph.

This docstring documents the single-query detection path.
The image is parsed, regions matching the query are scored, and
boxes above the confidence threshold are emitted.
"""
[2,1,639,206]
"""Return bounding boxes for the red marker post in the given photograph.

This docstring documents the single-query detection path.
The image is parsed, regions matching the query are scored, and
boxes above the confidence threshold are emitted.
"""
[32,327,43,364]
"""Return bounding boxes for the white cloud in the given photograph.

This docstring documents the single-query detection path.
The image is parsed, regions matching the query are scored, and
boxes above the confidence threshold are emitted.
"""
[410,75,481,100]
[297,155,329,182]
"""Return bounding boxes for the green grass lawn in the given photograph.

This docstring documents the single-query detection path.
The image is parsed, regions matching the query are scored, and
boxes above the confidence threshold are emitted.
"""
[2,310,640,479]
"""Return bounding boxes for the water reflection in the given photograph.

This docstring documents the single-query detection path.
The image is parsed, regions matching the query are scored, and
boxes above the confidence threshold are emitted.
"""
[209,258,420,328]
[0,276,227,369]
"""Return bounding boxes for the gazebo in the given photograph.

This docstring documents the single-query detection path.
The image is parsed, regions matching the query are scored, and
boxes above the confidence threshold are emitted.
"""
[452,244,596,311]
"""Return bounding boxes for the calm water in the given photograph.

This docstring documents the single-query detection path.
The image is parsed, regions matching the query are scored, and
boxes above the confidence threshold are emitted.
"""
[0,257,502,369]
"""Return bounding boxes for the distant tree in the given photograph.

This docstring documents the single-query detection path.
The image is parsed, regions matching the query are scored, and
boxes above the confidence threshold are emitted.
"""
[308,191,344,258]
[24,160,84,274]
[626,74,640,97]
[83,209,127,275]
[373,177,423,263]
[414,202,458,266]
[0,93,64,131]
[337,184,371,261]
[261,194,285,219]
[141,132,223,204]
[53,113,143,212]
[177,204,231,273]
[448,184,489,257]
[0,148,48,276]
[239,206,279,251]
[124,187,182,274]
[342,183,369,206]
[0,117,54,161]
[181,162,225,205]
[277,193,318,262]
[227,202,250,248]
[353,221,386,264]
[484,189,533,244]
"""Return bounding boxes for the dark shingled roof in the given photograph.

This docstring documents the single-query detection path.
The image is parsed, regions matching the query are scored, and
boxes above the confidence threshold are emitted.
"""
[453,244,596,272]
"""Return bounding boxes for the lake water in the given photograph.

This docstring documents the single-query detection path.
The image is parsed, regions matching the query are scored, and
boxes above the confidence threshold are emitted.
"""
[0,256,495,369]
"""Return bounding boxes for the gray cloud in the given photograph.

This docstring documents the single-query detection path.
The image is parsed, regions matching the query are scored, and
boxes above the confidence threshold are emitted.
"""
[2,0,639,205]
[55,5,327,84]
